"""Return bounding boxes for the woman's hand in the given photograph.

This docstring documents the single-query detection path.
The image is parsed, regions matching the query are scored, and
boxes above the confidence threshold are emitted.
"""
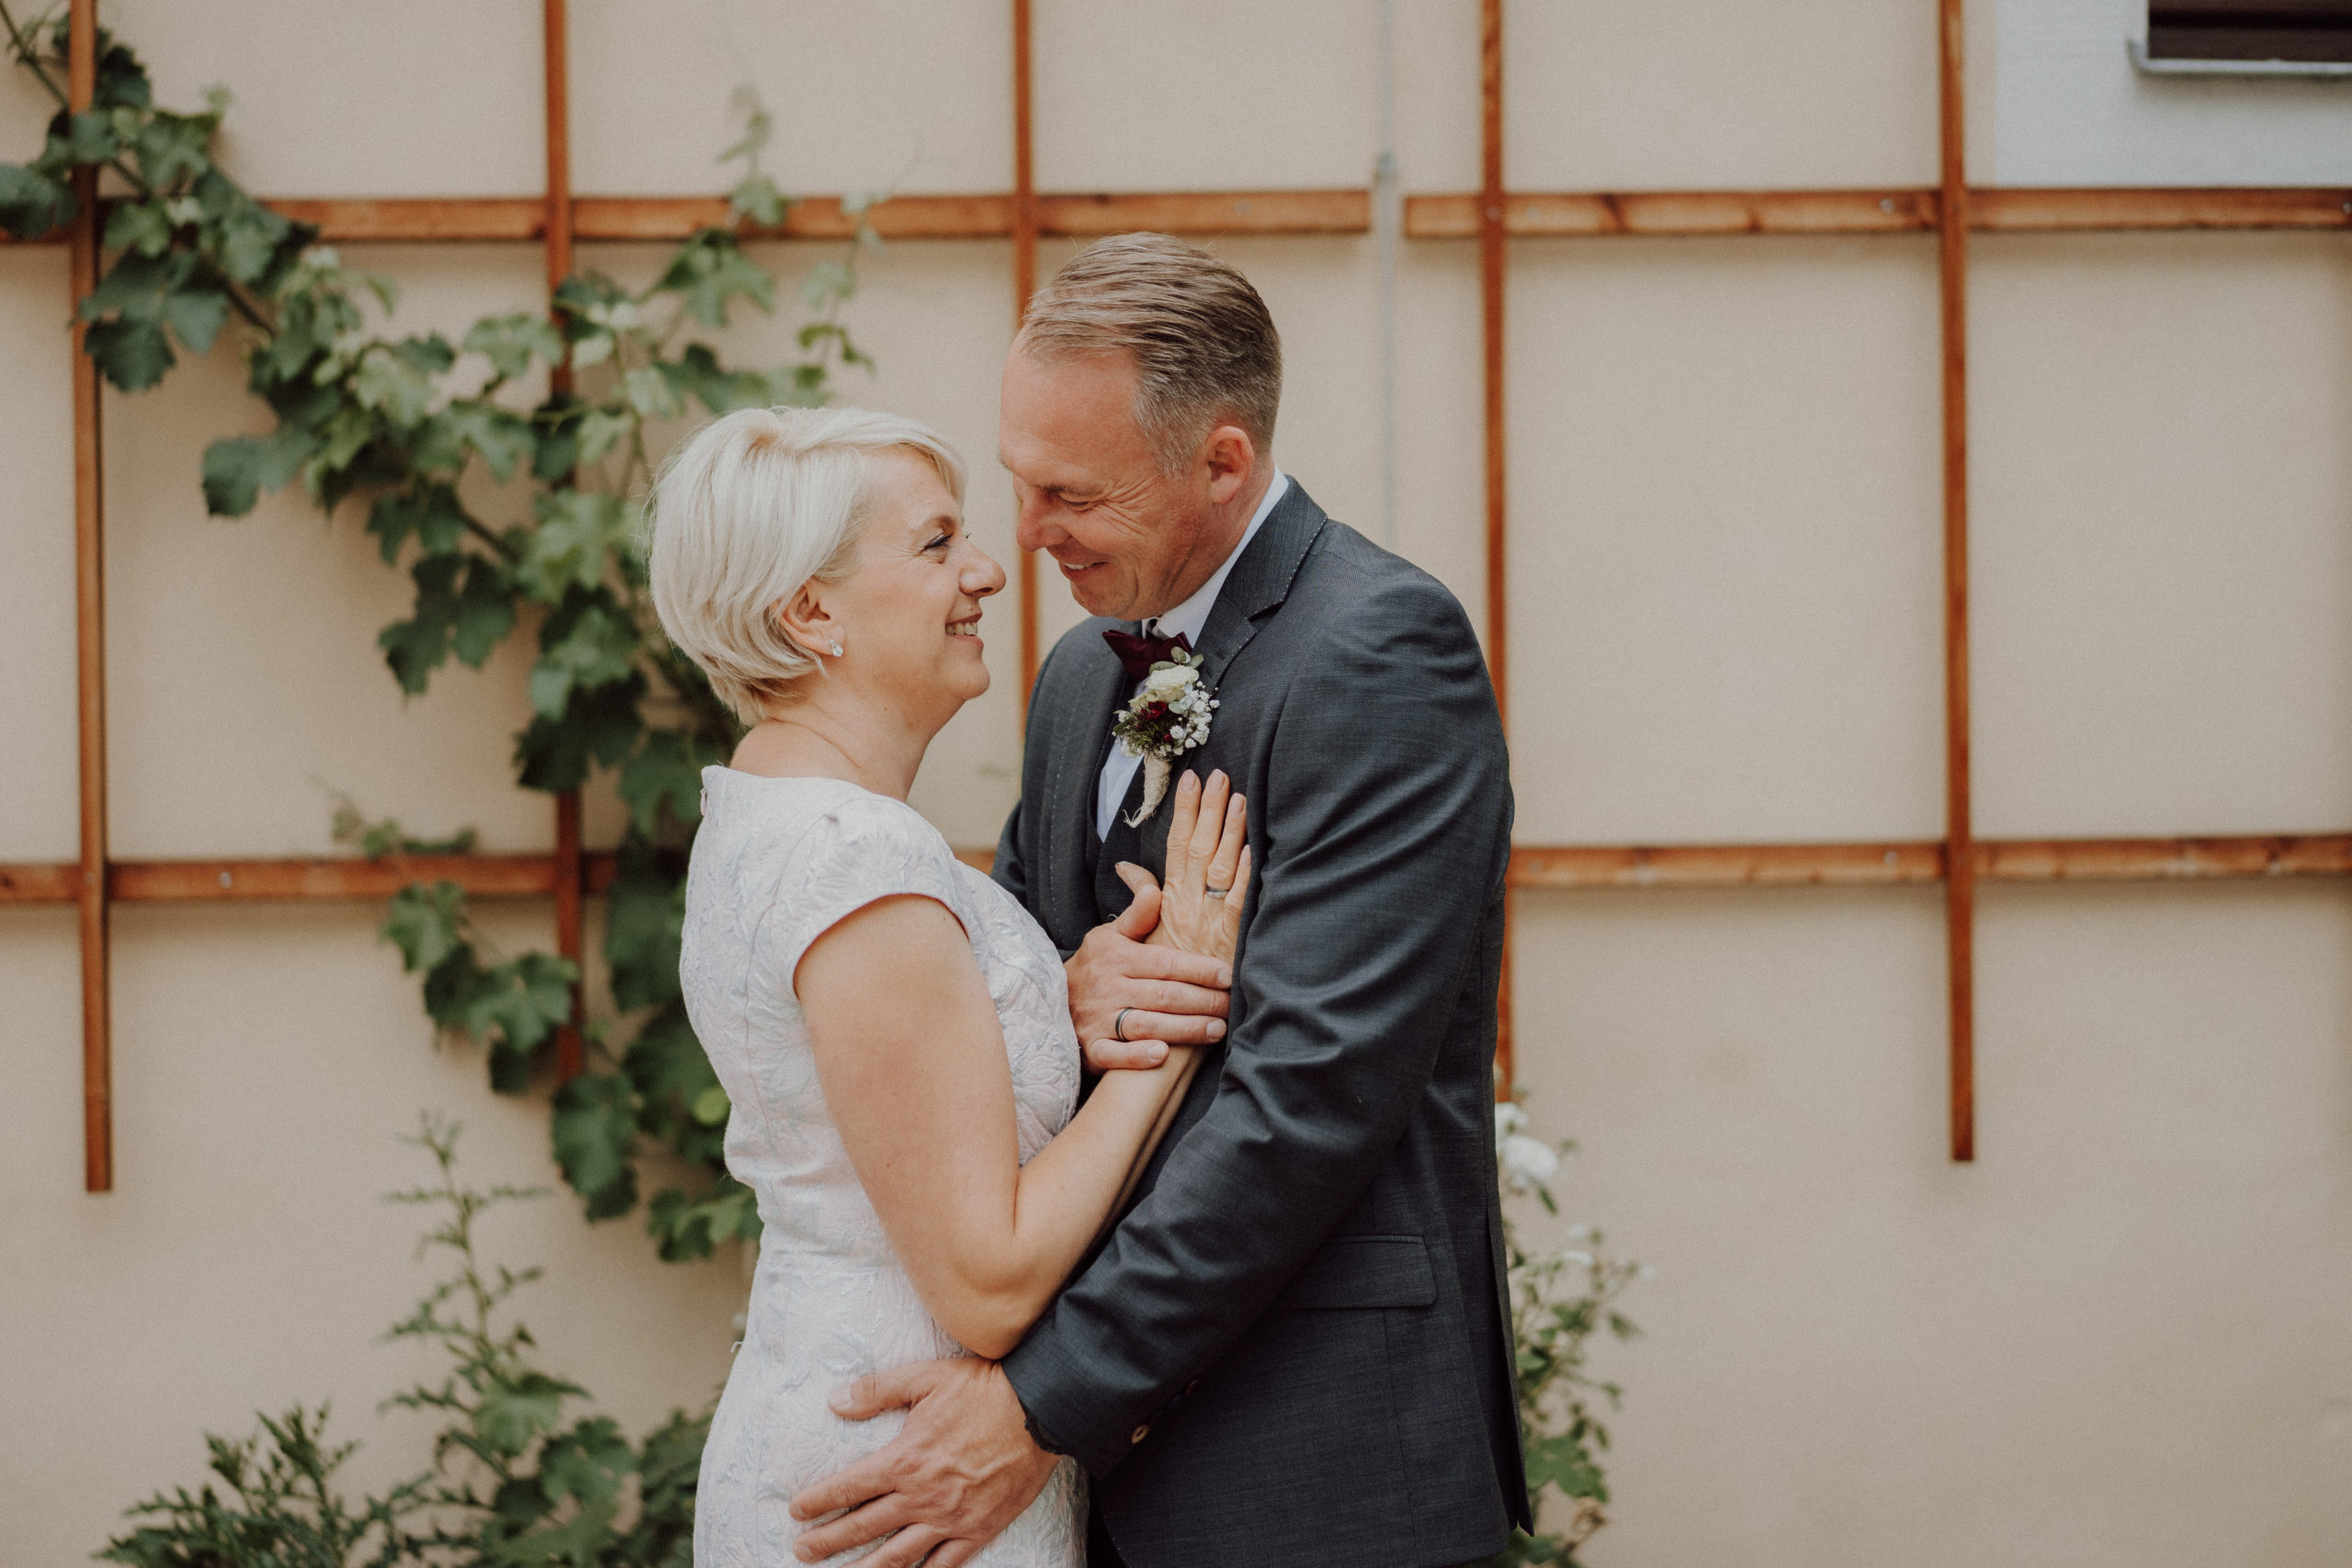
[1115,769,1250,963]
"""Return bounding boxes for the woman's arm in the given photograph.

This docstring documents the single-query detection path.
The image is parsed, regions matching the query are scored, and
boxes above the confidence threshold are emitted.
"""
[798,898,1197,1359]
[797,773,1249,1360]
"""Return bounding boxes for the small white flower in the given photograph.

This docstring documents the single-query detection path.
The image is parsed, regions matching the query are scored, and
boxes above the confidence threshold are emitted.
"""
[1499,1132,1558,1190]
[1565,1223,1593,1243]
[1564,1249,1594,1269]
[1495,1102,1528,1137]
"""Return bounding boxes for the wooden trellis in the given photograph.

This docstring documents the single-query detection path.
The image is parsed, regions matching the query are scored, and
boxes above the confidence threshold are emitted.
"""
[6,0,2350,1188]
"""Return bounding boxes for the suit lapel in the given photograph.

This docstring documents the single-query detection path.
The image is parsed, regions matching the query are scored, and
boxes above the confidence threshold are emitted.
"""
[1043,628,1130,942]
[1187,481,1328,694]
[1040,483,1331,935]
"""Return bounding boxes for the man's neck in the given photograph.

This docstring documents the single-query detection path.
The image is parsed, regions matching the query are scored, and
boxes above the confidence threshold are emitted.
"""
[1138,467,1279,626]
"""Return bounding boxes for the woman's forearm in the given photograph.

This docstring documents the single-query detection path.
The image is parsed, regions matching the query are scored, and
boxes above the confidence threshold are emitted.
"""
[948,1051,1197,1356]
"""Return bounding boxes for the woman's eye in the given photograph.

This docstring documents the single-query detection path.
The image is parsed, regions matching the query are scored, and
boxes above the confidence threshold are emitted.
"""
[925,535,952,551]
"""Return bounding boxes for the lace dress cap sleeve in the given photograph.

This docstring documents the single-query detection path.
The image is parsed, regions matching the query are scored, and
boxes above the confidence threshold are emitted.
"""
[764,791,970,996]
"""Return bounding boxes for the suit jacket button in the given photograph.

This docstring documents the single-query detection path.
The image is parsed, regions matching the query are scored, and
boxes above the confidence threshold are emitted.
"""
[1130,1424,1150,1445]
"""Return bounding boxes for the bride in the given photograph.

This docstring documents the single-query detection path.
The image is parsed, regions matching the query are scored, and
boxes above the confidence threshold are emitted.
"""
[649,405,1250,1567]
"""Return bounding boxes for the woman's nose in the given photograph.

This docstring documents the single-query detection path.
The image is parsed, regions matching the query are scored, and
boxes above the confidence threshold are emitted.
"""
[967,542,1008,597]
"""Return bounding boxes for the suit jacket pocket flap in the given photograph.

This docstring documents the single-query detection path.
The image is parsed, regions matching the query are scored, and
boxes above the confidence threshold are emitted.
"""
[1274,1234,1435,1311]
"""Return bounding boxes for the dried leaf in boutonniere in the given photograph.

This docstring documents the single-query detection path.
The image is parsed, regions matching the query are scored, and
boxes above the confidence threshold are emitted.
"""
[1110,649,1218,826]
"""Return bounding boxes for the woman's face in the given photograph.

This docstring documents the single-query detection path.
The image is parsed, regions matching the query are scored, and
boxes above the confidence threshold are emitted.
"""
[818,448,1005,730]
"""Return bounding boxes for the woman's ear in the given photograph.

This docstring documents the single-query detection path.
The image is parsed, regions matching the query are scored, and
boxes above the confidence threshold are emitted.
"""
[772,582,842,663]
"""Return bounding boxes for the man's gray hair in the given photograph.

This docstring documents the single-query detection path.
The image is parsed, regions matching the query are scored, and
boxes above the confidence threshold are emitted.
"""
[1016,233,1282,472]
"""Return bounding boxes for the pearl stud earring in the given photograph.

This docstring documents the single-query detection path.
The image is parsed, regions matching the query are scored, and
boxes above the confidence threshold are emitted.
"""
[829,639,843,658]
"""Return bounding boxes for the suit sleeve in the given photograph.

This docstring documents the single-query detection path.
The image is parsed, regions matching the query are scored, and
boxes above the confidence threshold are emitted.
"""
[1001,570,1511,1477]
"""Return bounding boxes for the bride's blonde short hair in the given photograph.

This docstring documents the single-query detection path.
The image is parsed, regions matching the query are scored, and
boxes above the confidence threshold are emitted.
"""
[649,405,967,724]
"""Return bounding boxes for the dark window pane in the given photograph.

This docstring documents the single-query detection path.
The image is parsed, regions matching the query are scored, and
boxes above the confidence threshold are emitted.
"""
[2148,0,2352,60]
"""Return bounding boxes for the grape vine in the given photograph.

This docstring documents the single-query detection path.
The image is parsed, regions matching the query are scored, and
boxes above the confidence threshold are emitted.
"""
[1,7,877,1261]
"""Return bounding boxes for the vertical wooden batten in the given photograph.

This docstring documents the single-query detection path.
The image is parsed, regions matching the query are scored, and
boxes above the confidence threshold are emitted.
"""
[68,0,110,1191]
[1938,0,1975,1162]
[544,0,585,1082]
[1012,0,1041,723]
[1481,0,1514,1092]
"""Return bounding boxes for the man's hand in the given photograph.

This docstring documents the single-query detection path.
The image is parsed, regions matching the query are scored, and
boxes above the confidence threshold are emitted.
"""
[1068,874,1230,1066]
[788,1358,1058,1568]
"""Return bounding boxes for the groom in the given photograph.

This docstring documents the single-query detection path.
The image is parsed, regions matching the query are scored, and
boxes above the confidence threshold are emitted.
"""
[789,234,1527,1568]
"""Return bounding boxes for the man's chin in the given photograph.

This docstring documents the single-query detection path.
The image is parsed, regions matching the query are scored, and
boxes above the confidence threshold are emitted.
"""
[1066,577,1135,620]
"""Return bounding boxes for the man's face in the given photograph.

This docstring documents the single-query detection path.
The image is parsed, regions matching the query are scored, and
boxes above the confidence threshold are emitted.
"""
[999,349,1227,622]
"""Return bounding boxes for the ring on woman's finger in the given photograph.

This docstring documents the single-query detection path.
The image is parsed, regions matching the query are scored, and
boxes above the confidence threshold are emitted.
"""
[1114,1007,1135,1042]
[1204,886,1230,899]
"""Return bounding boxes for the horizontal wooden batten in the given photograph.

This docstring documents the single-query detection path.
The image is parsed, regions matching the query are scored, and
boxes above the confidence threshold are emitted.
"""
[1407,186,2352,239]
[1512,841,1946,888]
[1971,186,2352,231]
[1508,833,2352,889]
[1408,188,1939,238]
[6,835,2348,908]
[259,190,1369,244]
[11,187,2346,248]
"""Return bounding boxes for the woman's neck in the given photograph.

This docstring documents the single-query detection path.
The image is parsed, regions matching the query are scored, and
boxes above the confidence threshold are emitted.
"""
[730,687,934,801]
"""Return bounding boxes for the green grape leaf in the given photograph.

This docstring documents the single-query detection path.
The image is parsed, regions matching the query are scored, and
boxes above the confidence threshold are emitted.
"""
[528,600,639,718]
[130,109,215,188]
[537,1416,634,1506]
[605,848,685,1010]
[84,317,175,390]
[352,343,438,428]
[199,426,315,515]
[620,364,682,420]
[618,728,714,837]
[379,554,468,693]
[657,341,785,416]
[574,407,633,470]
[366,483,470,563]
[650,230,775,328]
[551,1071,640,1221]
[729,172,786,228]
[514,674,644,793]
[516,491,630,604]
[465,951,577,1058]
[0,164,76,240]
[472,1369,582,1457]
[621,1000,713,1111]
[462,312,566,381]
[647,1178,760,1261]
[452,556,516,667]
[162,285,229,355]
[381,881,468,974]
[101,198,173,256]
[65,109,119,164]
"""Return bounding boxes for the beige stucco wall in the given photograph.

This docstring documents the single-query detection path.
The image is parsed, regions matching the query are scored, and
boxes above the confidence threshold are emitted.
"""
[4,3,2349,1563]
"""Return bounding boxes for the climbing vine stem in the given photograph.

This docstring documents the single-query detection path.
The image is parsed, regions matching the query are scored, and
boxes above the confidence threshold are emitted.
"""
[3,15,884,1261]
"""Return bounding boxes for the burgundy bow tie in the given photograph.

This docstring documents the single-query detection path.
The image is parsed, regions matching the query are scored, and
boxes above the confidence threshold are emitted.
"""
[1102,626,1193,681]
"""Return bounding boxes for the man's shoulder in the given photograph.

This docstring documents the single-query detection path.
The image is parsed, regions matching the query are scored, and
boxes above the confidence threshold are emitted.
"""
[1285,516,1478,649]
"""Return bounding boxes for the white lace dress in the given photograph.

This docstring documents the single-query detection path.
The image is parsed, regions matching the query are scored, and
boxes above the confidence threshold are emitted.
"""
[685,768,1085,1568]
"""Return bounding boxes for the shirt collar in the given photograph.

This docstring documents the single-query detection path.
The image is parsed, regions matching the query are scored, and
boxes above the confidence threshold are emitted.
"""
[1146,468,1289,644]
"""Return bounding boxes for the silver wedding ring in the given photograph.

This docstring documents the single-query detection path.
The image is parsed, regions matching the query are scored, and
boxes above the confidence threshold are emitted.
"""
[1114,1007,1135,1042]
[1204,886,1230,899]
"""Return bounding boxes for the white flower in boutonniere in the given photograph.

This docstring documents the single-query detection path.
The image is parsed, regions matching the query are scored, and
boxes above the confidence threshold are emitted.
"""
[1110,649,1219,827]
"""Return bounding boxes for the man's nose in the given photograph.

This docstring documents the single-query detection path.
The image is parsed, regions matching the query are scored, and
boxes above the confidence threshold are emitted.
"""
[1012,492,1062,554]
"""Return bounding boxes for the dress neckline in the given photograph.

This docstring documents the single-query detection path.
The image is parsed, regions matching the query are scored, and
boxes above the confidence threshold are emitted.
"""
[702,765,903,805]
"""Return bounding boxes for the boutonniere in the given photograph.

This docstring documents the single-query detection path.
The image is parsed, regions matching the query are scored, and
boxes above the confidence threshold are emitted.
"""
[1111,649,1218,827]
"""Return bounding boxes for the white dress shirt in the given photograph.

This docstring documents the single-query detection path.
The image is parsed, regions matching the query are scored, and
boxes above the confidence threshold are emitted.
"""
[1094,470,1290,840]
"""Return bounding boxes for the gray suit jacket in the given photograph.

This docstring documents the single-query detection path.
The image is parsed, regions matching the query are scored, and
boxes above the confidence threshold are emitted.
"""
[994,482,1529,1568]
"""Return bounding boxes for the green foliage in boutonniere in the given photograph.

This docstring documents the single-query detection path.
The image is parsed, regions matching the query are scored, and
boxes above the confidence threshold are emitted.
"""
[1110,649,1217,826]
